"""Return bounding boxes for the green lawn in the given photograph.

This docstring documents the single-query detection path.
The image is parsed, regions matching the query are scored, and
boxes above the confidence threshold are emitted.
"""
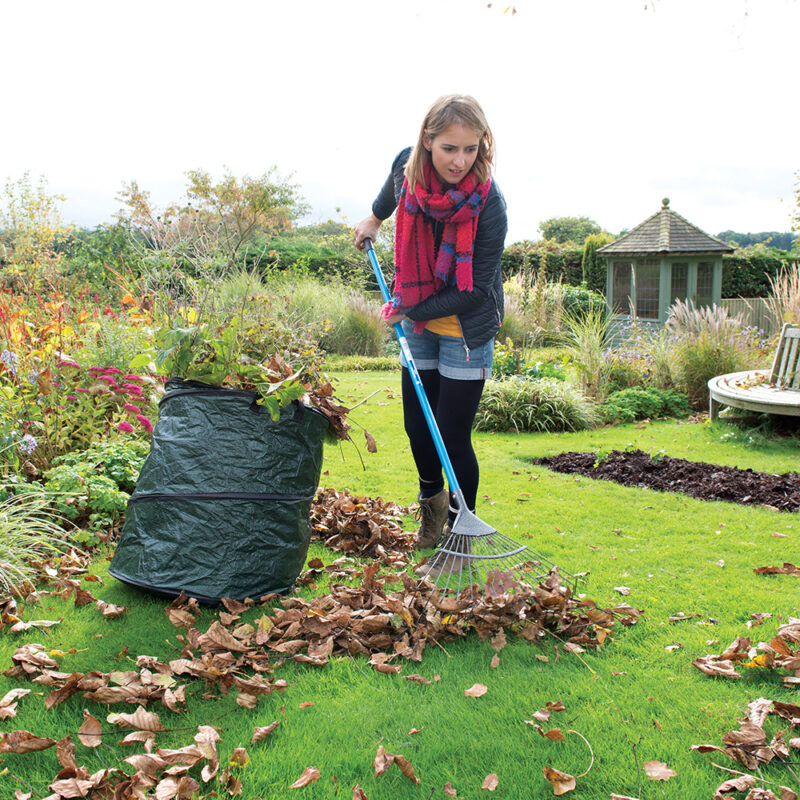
[1,370,798,799]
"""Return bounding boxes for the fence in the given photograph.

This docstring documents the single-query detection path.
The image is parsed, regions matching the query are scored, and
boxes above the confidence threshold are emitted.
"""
[720,298,779,338]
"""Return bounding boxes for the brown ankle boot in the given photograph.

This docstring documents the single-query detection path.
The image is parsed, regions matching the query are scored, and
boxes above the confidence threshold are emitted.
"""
[414,489,449,549]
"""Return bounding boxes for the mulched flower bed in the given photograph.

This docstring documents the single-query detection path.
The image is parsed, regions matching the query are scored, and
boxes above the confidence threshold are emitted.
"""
[531,449,800,512]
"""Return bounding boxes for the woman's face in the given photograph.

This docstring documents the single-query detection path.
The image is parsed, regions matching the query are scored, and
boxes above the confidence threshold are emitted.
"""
[424,123,481,185]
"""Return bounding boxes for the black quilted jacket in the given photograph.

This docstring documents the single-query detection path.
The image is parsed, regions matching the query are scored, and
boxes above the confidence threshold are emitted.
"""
[371,147,508,351]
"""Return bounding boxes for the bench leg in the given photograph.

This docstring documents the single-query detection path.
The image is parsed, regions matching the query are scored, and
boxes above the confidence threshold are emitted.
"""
[709,396,721,421]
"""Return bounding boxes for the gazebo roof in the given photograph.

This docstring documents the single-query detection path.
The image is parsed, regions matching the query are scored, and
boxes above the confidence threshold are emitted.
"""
[597,199,734,256]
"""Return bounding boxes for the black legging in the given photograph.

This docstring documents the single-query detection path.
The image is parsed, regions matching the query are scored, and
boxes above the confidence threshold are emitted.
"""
[401,367,485,513]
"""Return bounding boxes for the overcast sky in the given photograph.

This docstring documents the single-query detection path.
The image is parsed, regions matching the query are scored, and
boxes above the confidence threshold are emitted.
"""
[1,0,797,244]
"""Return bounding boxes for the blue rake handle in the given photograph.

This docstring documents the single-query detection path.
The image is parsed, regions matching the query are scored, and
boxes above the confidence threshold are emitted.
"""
[363,238,465,505]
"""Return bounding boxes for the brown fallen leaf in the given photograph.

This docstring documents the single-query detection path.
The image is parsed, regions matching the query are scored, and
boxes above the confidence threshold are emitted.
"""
[0,688,30,720]
[393,754,420,784]
[692,656,742,679]
[195,725,221,782]
[754,563,800,576]
[352,785,370,800]
[96,599,127,618]
[713,774,756,797]
[404,674,431,684]
[444,782,458,797]
[0,730,57,753]
[252,721,280,743]
[644,760,677,781]
[299,702,314,708]
[107,707,166,732]
[221,597,250,614]
[364,430,377,453]
[481,773,499,791]
[56,735,77,770]
[531,725,566,742]
[290,766,321,789]
[465,683,488,697]
[610,795,641,800]
[124,752,169,777]
[543,766,575,795]
[490,654,500,669]
[74,587,96,606]
[8,618,61,633]
[78,710,103,747]
[374,745,393,777]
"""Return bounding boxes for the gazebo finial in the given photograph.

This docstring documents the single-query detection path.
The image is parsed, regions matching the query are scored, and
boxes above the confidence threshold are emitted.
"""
[662,197,670,208]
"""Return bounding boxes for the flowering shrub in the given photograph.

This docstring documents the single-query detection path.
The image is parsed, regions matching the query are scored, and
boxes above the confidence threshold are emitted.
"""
[0,354,159,474]
[0,286,159,472]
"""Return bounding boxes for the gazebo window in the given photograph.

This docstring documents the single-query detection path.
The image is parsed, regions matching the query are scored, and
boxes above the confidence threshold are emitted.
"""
[670,263,687,304]
[696,262,713,308]
[612,262,632,314]
[634,259,659,320]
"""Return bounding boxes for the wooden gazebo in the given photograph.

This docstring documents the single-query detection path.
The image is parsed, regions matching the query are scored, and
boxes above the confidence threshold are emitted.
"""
[597,198,733,326]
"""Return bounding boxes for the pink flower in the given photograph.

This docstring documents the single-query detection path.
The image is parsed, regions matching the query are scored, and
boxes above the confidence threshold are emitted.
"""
[57,360,81,369]
[123,404,141,413]
[116,421,134,432]
[102,367,123,374]
[121,383,142,391]
[87,366,104,372]
[122,375,143,381]
[98,376,118,385]
[135,414,153,433]
[75,387,90,393]
[66,395,77,401]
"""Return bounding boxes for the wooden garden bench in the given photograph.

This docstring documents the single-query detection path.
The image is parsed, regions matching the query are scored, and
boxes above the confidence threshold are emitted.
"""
[708,323,800,420]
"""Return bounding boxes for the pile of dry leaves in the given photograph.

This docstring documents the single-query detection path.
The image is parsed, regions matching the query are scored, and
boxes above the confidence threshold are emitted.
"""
[309,488,415,565]
[692,696,800,800]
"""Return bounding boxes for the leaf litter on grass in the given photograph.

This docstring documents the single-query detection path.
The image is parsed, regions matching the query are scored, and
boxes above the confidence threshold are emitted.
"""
[692,619,800,689]
[691,695,800,800]
[0,488,644,799]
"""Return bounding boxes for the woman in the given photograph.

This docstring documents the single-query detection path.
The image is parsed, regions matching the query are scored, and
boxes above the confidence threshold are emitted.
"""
[354,94,507,550]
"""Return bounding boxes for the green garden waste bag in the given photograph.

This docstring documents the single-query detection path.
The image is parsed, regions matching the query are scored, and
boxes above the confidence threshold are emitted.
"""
[109,378,329,603]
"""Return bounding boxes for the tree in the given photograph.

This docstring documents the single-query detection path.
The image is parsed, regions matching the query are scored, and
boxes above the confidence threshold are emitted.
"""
[539,216,602,245]
[185,167,308,266]
[116,167,308,272]
[717,229,798,251]
[581,232,616,293]
[0,172,68,265]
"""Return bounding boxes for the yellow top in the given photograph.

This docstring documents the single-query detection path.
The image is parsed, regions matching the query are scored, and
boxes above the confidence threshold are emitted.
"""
[425,314,462,338]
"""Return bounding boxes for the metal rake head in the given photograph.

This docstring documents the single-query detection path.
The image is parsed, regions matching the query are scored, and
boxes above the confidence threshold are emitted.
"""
[414,508,582,602]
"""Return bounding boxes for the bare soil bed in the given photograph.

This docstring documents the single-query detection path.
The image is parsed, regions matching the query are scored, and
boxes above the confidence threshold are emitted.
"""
[531,449,800,512]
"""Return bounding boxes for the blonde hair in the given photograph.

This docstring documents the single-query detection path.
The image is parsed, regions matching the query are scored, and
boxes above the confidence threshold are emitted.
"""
[405,94,495,193]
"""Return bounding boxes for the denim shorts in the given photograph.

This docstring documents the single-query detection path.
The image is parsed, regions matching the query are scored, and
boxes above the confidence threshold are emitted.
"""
[398,320,494,380]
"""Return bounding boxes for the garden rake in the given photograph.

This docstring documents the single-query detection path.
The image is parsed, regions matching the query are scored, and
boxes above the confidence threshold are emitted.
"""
[363,239,578,602]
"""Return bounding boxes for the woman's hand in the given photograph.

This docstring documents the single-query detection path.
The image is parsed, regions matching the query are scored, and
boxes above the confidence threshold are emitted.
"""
[384,312,407,327]
[353,213,382,250]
